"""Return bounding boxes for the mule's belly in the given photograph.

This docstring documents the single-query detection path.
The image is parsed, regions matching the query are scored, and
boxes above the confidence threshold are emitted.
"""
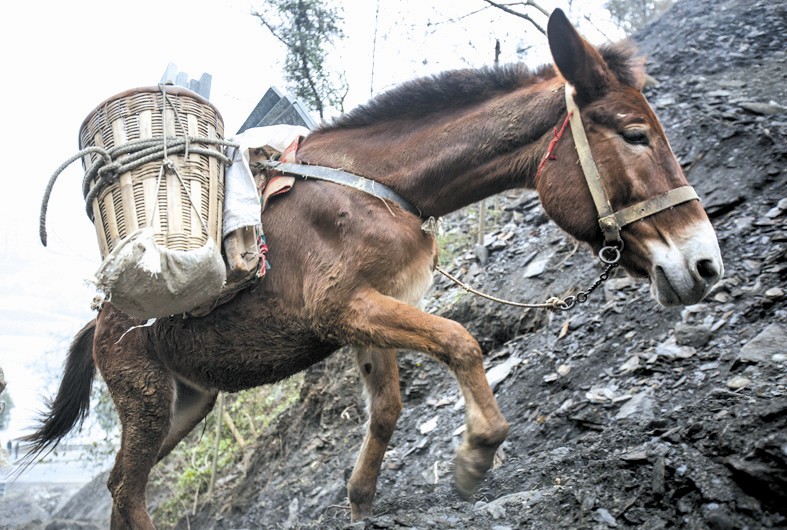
[150,297,341,393]
[149,262,433,393]
[135,189,437,393]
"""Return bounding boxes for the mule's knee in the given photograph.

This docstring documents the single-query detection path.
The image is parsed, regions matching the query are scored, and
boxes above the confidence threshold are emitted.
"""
[369,395,402,440]
[436,320,485,370]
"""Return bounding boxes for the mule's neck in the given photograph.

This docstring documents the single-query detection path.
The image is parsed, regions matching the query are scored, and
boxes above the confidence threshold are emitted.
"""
[297,79,566,218]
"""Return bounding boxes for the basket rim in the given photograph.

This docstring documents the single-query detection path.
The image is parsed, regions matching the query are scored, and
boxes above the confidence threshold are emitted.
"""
[78,84,224,148]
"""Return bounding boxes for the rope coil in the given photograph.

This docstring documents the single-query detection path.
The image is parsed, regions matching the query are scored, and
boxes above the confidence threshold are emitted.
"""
[39,135,239,246]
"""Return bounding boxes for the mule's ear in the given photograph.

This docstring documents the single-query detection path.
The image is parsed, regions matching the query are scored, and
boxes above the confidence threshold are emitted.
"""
[547,8,611,101]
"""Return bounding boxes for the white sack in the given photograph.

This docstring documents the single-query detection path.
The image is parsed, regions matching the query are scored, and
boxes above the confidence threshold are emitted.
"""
[222,124,310,238]
[93,228,226,319]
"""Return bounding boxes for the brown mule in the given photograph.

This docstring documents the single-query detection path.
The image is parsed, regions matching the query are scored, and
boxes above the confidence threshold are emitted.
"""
[24,9,722,528]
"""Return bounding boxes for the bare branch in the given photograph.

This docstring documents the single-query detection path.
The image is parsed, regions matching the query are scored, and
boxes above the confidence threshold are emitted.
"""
[582,13,615,42]
[513,0,550,17]
[426,6,491,28]
[252,11,293,48]
[482,0,546,35]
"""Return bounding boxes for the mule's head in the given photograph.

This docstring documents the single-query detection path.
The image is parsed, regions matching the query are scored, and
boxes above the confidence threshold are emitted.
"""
[536,9,723,306]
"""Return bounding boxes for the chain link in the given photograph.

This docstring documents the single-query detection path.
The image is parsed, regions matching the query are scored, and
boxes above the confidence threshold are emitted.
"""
[554,260,618,311]
[555,244,621,311]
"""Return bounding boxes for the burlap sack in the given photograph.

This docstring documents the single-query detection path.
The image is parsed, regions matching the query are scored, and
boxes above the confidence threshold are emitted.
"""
[93,228,226,319]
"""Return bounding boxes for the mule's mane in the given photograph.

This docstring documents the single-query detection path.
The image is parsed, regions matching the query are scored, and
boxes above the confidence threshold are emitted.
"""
[321,42,641,132]
[322,63,555,131]
[599,41,645,89]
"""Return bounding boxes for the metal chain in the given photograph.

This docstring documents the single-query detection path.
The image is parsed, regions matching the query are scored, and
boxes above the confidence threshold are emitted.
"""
[433,244,621,313]
[555,260,618,311]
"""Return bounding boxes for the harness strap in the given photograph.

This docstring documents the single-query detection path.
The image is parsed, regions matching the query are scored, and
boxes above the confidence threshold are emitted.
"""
[607,185,699,229]
[258,160,422,217]
[564,83,621,244]
[564,83,700,245]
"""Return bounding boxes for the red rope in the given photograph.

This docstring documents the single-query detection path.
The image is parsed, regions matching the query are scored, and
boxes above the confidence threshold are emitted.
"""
[535,112,573,181]
[257,233,270,278]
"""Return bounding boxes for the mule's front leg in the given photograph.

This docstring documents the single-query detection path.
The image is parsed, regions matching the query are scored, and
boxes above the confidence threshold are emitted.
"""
[345,290,510,501]
[451,361,509,499]
[348,347,402,521]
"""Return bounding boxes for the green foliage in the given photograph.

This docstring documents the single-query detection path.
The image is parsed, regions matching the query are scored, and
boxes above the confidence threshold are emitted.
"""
[152,375,303,528]
[437,224,474,268]
[605,0,674,34]
[254,0,347,118]
[92,376,119,434]
[75,375,121,464]
[436,202,501,267]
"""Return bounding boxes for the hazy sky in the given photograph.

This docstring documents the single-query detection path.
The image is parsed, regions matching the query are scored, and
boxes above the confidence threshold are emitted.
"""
[0,0,620,443]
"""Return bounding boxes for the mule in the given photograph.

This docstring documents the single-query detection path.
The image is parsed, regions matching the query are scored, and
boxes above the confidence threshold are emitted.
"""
[24,9,722,528]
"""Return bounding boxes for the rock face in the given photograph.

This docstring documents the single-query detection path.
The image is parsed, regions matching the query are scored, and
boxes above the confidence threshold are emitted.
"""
[59,0,787,528]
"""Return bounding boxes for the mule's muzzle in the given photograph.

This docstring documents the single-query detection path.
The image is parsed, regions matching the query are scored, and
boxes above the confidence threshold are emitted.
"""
[650,224,724,306]
[654,257,723,306]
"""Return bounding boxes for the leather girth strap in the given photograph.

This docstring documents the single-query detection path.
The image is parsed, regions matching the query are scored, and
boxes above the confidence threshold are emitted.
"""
[564,83,699,245]
[259,159,422,217]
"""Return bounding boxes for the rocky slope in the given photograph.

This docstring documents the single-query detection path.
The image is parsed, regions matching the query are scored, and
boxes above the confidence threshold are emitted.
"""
[51,0,787,528]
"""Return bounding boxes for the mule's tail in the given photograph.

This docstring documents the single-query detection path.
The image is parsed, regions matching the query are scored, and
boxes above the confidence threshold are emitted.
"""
[18,319,97,465]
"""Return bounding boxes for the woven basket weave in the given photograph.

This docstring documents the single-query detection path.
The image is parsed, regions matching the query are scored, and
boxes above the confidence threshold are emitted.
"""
[79,85,226,258]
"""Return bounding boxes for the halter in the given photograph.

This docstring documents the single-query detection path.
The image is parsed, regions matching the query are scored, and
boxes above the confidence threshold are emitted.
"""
[563,83,699,259]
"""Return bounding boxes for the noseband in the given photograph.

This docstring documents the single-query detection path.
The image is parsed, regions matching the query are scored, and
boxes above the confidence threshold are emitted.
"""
[563,83,699,262]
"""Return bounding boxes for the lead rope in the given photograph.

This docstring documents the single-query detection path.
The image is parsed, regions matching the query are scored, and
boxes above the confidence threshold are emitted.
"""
[424,217,620,313]
[433,255,618,313]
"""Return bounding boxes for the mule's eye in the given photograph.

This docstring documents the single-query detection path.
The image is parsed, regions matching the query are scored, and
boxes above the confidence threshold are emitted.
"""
[621,129,649,146]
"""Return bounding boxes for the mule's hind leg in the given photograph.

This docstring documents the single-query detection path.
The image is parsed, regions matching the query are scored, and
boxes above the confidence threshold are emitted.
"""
[344,289,509,499]
[348,348,402,520]
[95,326,173,529]
[156,380,218,462]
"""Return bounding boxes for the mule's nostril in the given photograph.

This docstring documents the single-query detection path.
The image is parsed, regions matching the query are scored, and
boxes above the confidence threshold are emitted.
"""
[696,258,720,282]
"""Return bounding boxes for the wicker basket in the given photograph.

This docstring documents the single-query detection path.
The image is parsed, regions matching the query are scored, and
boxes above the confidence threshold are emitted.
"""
[79,85,226,259]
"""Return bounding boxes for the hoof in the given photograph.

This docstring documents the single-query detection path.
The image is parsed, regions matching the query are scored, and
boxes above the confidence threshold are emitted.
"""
[350,502,373,522]
[453,446,488,500]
